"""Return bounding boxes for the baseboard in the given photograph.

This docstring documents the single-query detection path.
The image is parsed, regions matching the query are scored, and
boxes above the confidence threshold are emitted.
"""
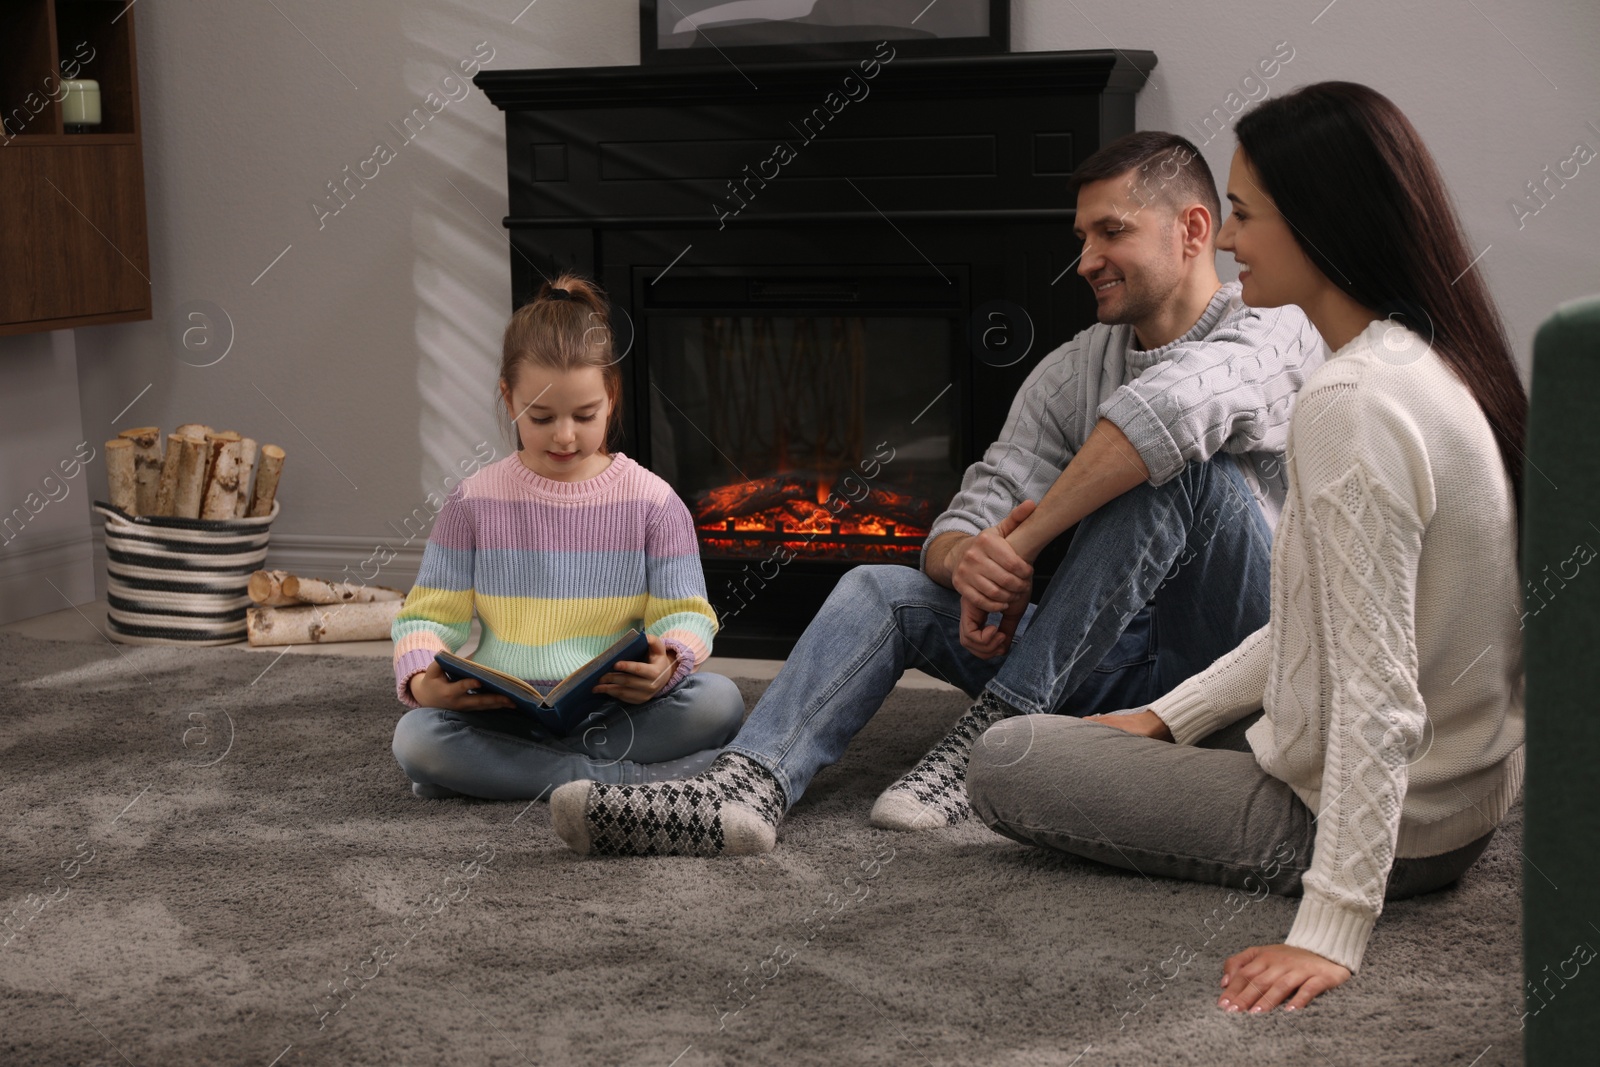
[0,524,97,625]
[87,527,429,602]
[259,531,429,591]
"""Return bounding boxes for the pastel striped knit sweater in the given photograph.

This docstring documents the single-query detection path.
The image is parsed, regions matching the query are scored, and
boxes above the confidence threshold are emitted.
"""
[392,452,718,708]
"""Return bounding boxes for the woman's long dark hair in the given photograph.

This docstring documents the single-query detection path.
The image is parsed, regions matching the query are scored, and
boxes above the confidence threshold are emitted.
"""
[1233,81,1528,512]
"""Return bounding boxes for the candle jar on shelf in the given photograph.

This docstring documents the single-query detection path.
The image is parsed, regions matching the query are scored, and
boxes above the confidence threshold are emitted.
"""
[61,78,101,133]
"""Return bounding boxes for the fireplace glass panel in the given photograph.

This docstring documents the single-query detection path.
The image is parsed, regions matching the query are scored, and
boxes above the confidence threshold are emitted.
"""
[648,313,963,563]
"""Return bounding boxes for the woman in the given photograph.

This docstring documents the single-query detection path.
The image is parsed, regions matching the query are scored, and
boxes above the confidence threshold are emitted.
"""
[966,81,1527,1014]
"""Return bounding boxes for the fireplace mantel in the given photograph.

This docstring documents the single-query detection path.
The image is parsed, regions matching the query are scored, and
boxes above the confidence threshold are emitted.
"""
[477,49,1156,110]
[476,49,1156,236]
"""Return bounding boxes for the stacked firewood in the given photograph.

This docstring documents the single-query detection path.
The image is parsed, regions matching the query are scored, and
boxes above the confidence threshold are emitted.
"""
[104,424,285,519]
[245,570,405,646]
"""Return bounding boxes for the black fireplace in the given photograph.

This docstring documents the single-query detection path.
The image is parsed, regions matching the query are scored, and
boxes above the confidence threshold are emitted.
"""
[478,48,1157,657]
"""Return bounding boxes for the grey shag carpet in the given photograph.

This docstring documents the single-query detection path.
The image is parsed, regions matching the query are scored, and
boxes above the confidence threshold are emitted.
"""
[0,632,1525,1066]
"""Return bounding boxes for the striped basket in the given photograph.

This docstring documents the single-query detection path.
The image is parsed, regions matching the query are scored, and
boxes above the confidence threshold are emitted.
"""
[93,499,280,645]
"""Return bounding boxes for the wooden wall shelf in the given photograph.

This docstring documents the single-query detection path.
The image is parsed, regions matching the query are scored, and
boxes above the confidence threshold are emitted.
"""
[1,0,152,337]
[4,132,139,146]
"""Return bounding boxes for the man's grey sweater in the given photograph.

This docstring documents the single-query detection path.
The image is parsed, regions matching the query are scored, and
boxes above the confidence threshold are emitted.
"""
[923,282,1326,564]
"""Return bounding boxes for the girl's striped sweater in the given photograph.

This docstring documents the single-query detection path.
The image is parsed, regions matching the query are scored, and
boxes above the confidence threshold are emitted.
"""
[391,452,718,707]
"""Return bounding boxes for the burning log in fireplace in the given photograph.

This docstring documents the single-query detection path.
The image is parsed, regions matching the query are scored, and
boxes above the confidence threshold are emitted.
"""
[693,469,937,561]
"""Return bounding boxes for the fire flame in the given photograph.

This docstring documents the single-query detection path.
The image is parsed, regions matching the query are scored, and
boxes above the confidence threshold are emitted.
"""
[693,474,932,560]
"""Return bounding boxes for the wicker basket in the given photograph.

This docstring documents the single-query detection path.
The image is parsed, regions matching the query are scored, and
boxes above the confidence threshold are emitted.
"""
[93,499,280,645]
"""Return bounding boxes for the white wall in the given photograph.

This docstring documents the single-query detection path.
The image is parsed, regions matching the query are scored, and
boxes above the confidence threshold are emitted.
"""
[1,0,1595,620]
[1016,0,1600,356]
[0,330,95,623]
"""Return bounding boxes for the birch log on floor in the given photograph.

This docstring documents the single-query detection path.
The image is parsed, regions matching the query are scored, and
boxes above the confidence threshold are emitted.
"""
[234,438,258,519]
[105,438,138,514]
[280,576,405,604]
[201,439,243,520]
[171,435,210,519]
[117,427,163,515]
[246,600,403,645]
[153,433,186,517]
[247,569,301,607]
[248,445,285,517]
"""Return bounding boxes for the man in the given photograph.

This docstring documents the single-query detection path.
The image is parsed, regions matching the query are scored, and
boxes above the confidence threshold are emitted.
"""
[550,131,1326,857]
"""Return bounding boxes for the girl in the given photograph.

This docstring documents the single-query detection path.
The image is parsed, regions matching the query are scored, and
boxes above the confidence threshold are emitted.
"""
[963,82,1527,1013]
[390,274,745,800]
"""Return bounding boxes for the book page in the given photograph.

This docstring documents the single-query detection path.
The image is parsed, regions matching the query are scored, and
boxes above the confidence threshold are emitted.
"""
[544,629,642,704]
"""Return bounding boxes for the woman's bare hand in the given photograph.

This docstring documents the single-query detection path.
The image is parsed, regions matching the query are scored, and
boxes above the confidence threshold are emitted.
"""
[1083,709,1173,742]
[1218,944,1351,1013]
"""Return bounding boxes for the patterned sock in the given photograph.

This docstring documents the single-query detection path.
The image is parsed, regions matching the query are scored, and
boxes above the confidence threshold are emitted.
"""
[870,690,1023,830]
[550,752,786,857]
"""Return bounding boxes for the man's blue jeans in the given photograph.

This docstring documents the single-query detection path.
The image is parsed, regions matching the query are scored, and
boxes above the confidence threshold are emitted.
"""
[725,456,1274,809]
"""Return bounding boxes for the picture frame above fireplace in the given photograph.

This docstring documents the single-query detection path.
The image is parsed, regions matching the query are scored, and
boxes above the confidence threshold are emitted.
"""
[640,0,1009,66]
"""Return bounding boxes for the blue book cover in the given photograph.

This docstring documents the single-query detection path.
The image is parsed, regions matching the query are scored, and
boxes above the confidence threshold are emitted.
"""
[435,628,649,735]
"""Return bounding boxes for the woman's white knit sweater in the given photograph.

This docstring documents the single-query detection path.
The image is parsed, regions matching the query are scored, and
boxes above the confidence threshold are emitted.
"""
[1149,318,1525,973]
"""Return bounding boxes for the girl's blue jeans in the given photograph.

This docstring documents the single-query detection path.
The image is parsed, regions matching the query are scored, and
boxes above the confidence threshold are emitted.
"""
[392,672,746,800]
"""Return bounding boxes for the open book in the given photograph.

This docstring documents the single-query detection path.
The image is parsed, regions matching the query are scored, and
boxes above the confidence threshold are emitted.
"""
[434,628,650,734]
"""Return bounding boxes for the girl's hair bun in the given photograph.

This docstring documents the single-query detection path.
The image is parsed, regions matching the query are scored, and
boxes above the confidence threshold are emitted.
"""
[546,287,572,301]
